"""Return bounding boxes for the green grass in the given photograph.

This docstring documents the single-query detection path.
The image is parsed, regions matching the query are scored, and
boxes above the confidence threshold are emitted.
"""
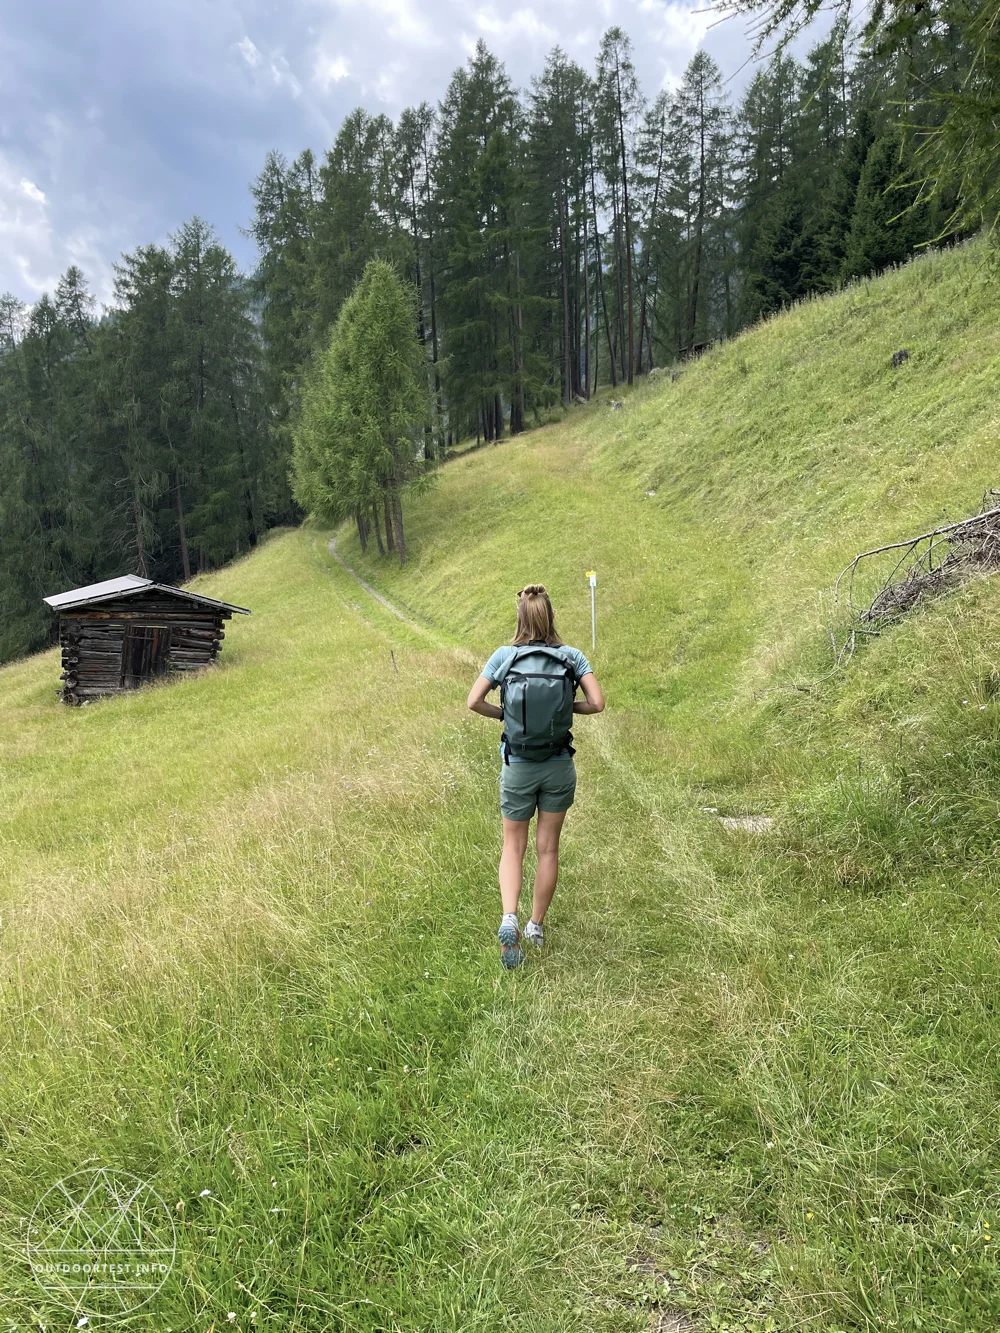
[3,239,1000,1331]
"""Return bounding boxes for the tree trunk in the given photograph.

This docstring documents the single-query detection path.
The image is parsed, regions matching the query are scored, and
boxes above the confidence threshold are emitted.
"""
[589,141,616,388]
[373,506,385,555]
[355,508,368,553]
[393,493,406,566]
[636,108,667,375]
[615,59,635,385]
[175,471,191,580]
[423,142,445,453]
[611,178,627,382]
[384,495,396,553]
[687,107,707,353]
[509,242,526,434]
[132,479,148,578]
[559,189,571,405]
[583,202,591,397]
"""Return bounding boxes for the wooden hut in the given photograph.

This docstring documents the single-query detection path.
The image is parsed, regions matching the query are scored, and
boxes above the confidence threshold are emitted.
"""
[43,575,251,705]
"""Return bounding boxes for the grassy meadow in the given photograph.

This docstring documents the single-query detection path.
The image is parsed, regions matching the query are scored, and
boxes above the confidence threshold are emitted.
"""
[3,240,1000,1331]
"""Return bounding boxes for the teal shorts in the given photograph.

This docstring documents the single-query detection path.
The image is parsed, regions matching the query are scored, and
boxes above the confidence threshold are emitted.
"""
[499,756,577,821]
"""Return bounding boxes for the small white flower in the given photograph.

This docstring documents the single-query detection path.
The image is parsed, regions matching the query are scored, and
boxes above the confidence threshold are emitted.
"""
[765,1140,775,1149]
[77,1320,89,1330]
[423,971,430,978]
[227,1314,237,1324]
[403,1064,409,1072]
[200,1189,212,1197]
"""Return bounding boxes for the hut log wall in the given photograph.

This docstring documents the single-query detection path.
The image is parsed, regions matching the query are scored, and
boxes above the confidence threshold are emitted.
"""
[58,594,231,704]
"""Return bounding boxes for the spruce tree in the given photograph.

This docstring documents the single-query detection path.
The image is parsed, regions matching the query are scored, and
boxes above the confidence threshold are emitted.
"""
[435,43,535,440]
[843,132,926,279]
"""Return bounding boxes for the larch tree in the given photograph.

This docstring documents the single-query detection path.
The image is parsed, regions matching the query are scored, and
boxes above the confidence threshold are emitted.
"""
[292,260,427,565]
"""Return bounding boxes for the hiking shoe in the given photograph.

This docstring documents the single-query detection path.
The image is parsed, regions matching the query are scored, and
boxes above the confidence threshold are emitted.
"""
[524,919,544,949]
[498,918,524,970]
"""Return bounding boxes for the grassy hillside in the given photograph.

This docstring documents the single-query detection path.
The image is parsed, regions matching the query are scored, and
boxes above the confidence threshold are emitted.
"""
[3,240,1000,1332]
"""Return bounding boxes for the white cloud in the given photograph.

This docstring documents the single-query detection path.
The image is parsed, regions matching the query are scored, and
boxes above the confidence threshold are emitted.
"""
[19,178,46,204]
[0,152,117,303]
[473,6,558,43]
[314,52,350,87]
[0,155,56,294]
[356,0,436,47]
[373,59,410,103]
[269,54,304,97]
[238,36,304,97]
[237,36,263,67]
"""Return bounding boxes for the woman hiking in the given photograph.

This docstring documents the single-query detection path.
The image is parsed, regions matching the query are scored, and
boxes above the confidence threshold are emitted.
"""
[466,584,605,969]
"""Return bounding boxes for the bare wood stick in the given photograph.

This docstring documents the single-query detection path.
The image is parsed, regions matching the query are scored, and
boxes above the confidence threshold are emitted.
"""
[835,503,1000,600]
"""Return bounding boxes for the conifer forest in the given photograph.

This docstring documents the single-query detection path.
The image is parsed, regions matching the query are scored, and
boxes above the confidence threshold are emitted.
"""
[0,13,988,662]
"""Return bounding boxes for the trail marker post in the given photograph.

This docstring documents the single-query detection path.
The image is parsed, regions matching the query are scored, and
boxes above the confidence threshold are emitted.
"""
[586,570,597,650]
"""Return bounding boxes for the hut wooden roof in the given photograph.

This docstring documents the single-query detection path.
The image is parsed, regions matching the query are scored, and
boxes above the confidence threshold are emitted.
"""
[44,575,251,616]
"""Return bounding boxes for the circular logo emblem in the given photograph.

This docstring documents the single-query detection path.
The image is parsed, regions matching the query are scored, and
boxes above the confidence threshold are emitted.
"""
[27,1168,176,1318]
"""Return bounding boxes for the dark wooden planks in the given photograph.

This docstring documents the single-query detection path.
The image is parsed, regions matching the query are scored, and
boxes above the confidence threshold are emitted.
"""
[55,591,234,704]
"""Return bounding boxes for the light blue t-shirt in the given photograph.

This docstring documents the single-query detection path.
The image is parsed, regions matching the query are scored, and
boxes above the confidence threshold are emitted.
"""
[481,643,593,763]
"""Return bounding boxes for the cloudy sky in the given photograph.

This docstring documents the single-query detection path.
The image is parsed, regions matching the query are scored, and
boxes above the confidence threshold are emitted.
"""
[0,0,813,307]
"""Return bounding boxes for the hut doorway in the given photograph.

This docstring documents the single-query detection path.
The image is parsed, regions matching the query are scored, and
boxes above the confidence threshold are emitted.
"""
[120,625,170,689]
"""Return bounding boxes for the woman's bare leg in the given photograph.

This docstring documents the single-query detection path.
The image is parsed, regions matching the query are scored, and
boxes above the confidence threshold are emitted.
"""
[530,808,568,925]
[499,817,530,915]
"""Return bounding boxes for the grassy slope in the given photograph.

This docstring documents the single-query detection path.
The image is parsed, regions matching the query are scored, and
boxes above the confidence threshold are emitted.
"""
[2,241,1000,1331]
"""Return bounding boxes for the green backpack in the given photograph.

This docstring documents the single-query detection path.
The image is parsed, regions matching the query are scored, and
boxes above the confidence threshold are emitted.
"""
[495,643,580,764]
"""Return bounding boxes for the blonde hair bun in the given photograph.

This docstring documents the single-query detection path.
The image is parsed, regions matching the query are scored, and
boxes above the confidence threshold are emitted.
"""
[513,584,562,646]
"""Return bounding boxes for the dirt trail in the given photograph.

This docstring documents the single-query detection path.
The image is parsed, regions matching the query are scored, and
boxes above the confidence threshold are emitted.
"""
[327,537,426,631]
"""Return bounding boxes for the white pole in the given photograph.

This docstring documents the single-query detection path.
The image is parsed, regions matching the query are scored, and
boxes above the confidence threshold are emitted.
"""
[586,571,597,651]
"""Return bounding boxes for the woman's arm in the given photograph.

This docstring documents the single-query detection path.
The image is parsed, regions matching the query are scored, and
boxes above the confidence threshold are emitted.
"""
[467,675,504,720]
[573,671,605,715]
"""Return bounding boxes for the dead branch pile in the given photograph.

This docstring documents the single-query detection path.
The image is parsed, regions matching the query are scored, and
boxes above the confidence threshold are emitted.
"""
[837,490,1000,624]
